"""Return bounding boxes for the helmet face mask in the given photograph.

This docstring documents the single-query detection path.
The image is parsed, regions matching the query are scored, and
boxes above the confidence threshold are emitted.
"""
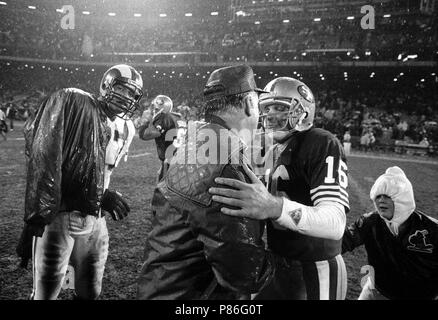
[260,98,306,131]
[259,77,315,134]
[100,64,144,119]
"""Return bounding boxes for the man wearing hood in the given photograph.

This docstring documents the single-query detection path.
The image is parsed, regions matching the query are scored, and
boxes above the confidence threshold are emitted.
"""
[342,166,438,300]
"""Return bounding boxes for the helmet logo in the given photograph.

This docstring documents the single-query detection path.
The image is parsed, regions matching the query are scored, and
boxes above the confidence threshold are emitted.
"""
[298,85,314,103]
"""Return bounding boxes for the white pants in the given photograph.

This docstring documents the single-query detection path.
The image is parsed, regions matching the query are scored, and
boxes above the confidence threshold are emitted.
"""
[32,211,109,300]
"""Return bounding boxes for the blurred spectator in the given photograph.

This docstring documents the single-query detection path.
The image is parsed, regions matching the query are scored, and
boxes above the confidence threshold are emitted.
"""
[0,107,7,140]
[343,130,351,155]
[6,103,16,131]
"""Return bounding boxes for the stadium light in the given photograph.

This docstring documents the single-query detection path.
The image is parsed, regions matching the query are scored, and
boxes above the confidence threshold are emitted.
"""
[185,13,192,17]
[28,5,36,9]
[108,12,116,16]
[383,14,391,18]
[159,13,167,17]
[211,12,218,16]
[134,13,142,17]
[347,16,355,20]
[0,2,7,5]
[313,18,321,22]
[82,11,90,15]
[283,19,290,23]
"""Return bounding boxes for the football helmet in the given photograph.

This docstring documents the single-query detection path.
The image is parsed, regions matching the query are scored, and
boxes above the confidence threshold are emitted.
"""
[100,64,144,118]
[259,77,315,132]
[151,95,173,115]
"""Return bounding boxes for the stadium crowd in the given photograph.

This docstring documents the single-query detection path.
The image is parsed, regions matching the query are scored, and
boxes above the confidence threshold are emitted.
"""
[0,5,436,62]
[1,72,437,155]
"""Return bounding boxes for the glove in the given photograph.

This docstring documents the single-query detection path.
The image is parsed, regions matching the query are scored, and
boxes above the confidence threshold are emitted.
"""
[16,223,44,269]
[101,189,130,221]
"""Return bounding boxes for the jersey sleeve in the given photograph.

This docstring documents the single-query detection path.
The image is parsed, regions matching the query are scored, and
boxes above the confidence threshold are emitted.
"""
[307,134,349,211]
[153,112,177,132]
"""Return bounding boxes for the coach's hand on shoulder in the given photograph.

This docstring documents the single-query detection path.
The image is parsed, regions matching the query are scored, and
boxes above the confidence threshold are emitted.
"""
[101,189,130,221]
[209,164,283,220]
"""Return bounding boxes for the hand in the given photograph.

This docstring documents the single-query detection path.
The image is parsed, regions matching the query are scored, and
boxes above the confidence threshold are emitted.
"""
[101,189,130,221]
[209,163,283,220]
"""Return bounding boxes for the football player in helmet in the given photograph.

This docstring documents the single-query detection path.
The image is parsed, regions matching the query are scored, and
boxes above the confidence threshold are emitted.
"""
[138,94,185,181]
[18,64,143,299]
[209,77,349,300]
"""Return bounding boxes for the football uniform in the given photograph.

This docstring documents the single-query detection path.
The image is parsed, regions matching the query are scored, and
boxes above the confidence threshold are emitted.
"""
[139,111,185,181]
[104,117,135,190]
[256,127,349,300]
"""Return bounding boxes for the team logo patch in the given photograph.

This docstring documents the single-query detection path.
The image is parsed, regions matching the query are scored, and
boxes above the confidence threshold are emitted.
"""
[298,85,314,103]
[407,230,434,253]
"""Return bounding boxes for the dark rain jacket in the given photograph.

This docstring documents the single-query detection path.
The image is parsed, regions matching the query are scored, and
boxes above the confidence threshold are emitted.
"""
[137,115,283,300]
[23,88,109,237]
[342,210,438,299]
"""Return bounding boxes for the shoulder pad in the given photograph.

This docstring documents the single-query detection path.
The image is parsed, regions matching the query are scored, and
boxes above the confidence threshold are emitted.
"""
[63,87,94,99]
[170,112,183,119]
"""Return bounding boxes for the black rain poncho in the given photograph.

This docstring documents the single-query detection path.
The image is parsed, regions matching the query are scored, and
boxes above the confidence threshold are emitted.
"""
[24,88,109,236]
